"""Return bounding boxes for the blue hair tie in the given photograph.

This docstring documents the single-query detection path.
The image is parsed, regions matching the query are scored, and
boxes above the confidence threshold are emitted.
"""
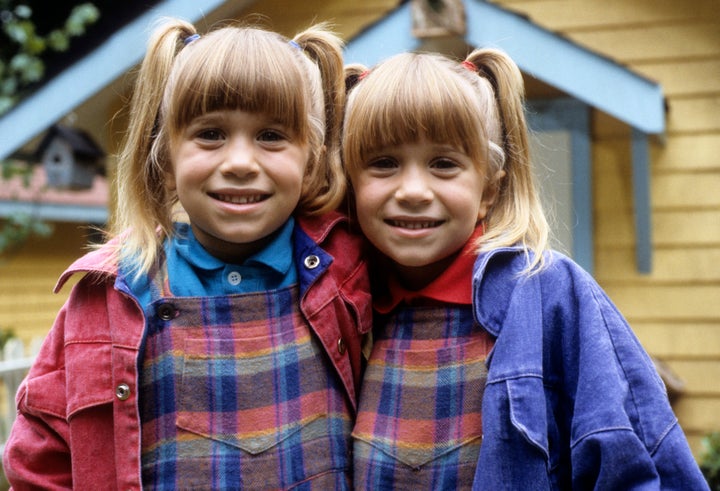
[288,40,302,50]
[184,33,200,45]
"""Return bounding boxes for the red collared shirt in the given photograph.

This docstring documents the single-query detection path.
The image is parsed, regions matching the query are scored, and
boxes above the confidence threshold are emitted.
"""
[374,226,483,313]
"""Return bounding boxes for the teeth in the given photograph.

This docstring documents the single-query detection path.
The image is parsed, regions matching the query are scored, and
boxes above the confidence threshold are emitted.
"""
[390,220,439,229]
[216,194,264,204]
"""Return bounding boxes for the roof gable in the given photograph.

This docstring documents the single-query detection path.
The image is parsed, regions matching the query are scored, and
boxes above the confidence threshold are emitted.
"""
[344,0,666,136]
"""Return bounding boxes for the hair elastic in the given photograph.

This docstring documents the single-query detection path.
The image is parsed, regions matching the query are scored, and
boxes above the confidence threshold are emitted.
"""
[461,60,478,72]
[288,40,302,50]
[184,33,200,45]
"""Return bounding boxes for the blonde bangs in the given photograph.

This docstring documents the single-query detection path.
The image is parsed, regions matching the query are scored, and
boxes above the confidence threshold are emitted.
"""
[164,28,310,140]
[344,53,487,171]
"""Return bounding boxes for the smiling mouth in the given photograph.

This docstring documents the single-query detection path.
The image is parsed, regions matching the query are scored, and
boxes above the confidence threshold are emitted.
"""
[386,219,443,229]
[211,193,268,205]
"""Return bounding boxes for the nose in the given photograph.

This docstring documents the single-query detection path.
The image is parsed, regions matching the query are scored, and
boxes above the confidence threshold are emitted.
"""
[220,136,260,178]
[395,166,433,205]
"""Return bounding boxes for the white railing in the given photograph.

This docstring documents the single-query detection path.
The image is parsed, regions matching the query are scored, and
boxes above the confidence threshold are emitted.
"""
[0,338,41,455]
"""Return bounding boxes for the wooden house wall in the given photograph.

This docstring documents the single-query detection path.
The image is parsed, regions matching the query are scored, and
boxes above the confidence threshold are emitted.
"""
[0,223,89,345]
[490,0,720,455]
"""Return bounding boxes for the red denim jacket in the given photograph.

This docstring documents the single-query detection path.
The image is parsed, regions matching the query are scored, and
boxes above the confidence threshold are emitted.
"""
[3,212,371,490]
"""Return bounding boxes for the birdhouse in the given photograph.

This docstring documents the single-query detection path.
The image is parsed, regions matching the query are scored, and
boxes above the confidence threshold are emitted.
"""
[35,125,105,190]
[411,0,466,39]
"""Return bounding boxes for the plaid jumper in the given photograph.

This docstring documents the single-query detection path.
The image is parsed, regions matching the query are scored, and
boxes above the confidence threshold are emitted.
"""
[140,259,353,490]
[353,305,494,490]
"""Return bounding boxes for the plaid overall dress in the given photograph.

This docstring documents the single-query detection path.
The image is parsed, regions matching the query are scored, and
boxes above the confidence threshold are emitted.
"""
[139,257,353,490]
[353,305,494,490]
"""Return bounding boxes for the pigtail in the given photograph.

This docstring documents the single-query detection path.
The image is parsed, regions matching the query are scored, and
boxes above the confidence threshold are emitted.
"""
[466,48,550,271]
[344,63,368,94]
[113,18,196,275]
[291,25,346,214]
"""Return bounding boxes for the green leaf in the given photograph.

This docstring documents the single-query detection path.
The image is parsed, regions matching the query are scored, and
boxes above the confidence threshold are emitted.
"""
[65,4,100,37]
[4,21,29,44]
[47,30,69,52]
[13,5,31,19]
[0,96,16,116]
[25,34,46,55]
[9,53,44,83]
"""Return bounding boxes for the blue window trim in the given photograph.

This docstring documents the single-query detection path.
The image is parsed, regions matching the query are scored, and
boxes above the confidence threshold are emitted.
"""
[0,201,107,224]
[527,99,593,274]
[632,130,652,274]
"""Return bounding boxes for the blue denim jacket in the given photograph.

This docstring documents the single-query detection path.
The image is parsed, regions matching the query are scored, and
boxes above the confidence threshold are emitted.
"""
[471,248,709,490]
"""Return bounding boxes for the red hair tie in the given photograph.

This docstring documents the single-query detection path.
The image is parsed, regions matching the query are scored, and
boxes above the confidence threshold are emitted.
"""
[461,60,478,72]
[359,70,371,80]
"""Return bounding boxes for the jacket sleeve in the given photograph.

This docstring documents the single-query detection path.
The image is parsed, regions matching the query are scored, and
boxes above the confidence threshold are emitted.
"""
[3,297,73,490]
[545,257,709,490]
[473,250,709,490]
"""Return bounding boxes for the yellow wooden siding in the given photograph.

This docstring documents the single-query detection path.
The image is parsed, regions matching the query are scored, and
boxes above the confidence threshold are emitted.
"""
[491,0,720,458]
[0,223,88,351]
[236,0,400,39]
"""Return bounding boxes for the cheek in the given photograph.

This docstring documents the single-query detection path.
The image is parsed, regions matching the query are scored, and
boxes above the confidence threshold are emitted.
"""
[350,177,378,218]
[164,167,177,192]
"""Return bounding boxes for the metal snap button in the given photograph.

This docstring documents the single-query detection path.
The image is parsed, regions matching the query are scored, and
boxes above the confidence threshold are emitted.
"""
[304,255,320,269]
[337,337,346,355]
[115,383,131,401]
[157,303,176,321]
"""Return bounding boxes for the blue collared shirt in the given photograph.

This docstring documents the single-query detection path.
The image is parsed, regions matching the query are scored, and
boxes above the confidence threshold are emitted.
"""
[124,219,297,312]
[167,218,297,297]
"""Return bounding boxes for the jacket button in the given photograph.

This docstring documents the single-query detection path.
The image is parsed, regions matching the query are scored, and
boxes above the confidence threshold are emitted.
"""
[157,303,176,321]
[116,383,131,401]
[337,338,346,355]
[303,255,320,269]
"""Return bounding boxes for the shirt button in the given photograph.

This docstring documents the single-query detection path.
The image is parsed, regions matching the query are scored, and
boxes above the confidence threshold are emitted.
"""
[157,303,176,321]
[337,337,346,355]
[227,271,242,286]
[115,383,131,401]
[304,255,320,269]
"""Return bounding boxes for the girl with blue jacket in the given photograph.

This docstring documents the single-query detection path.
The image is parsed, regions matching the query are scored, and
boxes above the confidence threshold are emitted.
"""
[342,49,708,490]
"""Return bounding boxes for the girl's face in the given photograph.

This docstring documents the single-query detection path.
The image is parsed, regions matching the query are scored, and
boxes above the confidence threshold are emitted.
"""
[351,138,497,287]
[167,109,309,263]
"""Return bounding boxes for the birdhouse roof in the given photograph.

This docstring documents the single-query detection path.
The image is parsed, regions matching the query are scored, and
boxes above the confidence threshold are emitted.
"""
[35,125,105,162]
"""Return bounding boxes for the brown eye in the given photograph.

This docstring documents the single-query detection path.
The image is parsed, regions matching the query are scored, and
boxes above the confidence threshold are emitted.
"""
[368,157,397,169]
[197,129,223,141]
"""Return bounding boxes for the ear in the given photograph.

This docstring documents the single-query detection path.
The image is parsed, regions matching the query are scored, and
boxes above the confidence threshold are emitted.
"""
[478,169,506,220]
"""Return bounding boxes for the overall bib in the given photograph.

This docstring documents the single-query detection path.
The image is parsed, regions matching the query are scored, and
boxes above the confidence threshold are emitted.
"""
[353,305,493,490]
[139,258,353,490]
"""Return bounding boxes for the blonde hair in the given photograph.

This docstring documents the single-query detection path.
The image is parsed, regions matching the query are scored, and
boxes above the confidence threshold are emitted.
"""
[111,19,345,276]
[342,49,549,271]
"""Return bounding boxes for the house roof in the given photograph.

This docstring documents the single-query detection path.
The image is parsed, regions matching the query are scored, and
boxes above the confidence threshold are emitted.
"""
[344,0,666,136]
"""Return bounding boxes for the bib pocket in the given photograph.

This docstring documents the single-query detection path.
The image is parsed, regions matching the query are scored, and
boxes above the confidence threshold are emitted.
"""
[177,333,333,455]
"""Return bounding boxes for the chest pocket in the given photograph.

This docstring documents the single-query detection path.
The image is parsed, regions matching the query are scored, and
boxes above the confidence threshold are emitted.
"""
[353,337,488,469]
[26,341,115,420]
[176,327,336,454]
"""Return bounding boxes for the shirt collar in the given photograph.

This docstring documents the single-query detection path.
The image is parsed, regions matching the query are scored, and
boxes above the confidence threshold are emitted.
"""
[172,217,295,276]
[374,225,483,313]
